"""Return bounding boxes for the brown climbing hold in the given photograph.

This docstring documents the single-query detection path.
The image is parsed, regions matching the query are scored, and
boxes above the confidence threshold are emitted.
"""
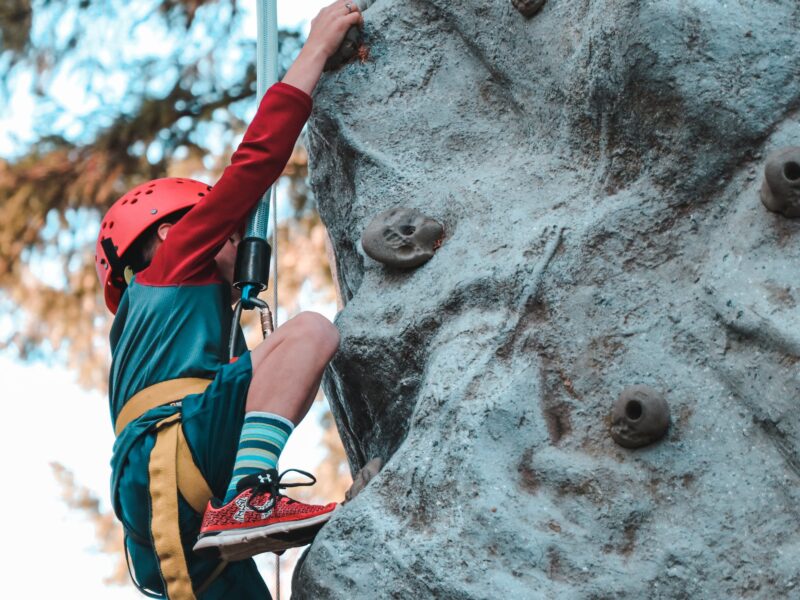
[362,207,444,269]
[344,457,383,503]
[610,385,670,449]
[324,25,363,72]
[760,147,800,218]
[323,0,376,71]
[512,0,546,19]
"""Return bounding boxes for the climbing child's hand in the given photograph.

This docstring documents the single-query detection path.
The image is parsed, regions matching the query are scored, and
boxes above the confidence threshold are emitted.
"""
[306,0,364,60]
[282,0,364,95]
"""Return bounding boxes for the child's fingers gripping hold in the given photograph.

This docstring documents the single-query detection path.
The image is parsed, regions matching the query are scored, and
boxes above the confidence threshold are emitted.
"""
[281,0,364,93]
[307,0,364,59]
[315,0,363,33]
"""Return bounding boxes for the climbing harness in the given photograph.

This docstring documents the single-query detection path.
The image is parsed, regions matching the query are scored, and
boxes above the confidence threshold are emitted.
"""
[115,377,227,599]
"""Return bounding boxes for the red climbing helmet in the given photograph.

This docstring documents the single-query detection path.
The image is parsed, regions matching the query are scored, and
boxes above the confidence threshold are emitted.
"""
[95,177,211,314]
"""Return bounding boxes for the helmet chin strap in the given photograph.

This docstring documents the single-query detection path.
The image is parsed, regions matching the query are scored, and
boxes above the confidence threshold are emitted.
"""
[98,237,142,287]
[100,237,129,288]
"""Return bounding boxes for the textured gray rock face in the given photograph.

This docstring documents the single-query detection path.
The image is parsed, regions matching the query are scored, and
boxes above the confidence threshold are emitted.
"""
[294,1,800,597]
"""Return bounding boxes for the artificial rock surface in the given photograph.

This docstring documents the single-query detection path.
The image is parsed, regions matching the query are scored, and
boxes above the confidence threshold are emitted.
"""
[294,1,800,598]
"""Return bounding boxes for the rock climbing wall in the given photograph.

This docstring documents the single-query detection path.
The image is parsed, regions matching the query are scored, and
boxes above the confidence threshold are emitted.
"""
[294,1,800,597]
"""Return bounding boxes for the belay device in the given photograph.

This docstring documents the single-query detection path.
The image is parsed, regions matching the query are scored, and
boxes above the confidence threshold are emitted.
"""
[230,0,280,361]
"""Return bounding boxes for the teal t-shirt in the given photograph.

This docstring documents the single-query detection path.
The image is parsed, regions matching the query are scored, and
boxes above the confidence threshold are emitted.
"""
[109,277,244,519]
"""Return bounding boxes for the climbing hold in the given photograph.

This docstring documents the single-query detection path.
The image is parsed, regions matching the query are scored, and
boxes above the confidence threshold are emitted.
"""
[760,147,800,217]
[324,0,375,72]
[512,0,546,19]
[362,207,444,269]
[609,385,670,449]
[324,25,363,72]
[344,457,383,503]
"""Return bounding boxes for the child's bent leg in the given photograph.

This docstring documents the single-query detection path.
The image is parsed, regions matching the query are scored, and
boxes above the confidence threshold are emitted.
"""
[221,311,339,502]
[246,310,340,424]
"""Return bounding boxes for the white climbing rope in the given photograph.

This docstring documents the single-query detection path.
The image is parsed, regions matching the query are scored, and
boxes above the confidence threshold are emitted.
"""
[275,553,281,600]
[255,1,281,594]
[272,184,279,329]
[250,0,279,239]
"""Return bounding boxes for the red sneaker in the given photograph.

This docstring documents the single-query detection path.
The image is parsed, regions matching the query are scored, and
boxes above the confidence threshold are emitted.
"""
[193,468,337,561]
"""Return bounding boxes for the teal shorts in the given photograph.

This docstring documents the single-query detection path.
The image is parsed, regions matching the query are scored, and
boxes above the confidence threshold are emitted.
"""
[118,353,270,599]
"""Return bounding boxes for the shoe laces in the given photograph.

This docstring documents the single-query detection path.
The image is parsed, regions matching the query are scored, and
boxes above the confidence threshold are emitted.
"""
[246,468,318,513]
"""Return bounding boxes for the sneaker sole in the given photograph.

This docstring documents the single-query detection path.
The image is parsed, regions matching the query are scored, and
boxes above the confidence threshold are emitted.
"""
[193,510,335,562]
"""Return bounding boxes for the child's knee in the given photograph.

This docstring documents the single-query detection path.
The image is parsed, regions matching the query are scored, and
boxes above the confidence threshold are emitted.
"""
[293,311,340,354]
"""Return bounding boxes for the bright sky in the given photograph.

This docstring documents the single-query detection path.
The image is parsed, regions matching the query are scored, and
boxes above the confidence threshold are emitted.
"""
[2,1,339,597]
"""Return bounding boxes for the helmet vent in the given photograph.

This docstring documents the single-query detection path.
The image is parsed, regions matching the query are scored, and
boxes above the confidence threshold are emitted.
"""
[197,192,205,197]
[122,199,128,205]
[131,198,139,204]
[109,221,114,229]
[145,190,154,195]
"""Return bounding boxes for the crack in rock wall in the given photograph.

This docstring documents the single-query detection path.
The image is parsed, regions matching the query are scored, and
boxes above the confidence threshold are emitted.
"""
[294,1,800,597]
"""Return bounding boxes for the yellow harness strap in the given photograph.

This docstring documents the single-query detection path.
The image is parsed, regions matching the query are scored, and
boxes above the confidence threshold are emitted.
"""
[116,377,225,599]
[115,378,212,436]
[150,413,196,600]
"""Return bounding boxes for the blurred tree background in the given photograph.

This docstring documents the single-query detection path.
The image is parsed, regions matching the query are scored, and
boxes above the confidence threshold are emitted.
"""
[0,0,349,589]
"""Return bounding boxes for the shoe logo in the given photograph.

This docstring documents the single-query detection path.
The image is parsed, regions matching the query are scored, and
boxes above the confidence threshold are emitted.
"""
[233,496,274,522]
[233,497,251,522]
[258,473,273,484]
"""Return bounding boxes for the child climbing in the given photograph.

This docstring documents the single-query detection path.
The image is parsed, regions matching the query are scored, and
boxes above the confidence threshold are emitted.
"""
[94,2,364,598]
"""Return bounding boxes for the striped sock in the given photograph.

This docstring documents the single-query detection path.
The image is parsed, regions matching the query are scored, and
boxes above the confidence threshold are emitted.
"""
[224,412,294,503]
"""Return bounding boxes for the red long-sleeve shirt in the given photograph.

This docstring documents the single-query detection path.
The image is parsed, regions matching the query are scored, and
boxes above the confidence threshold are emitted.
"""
[138,81,313,287]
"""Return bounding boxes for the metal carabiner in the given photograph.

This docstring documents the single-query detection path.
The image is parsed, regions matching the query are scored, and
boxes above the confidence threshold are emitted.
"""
[228,296,275,362]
